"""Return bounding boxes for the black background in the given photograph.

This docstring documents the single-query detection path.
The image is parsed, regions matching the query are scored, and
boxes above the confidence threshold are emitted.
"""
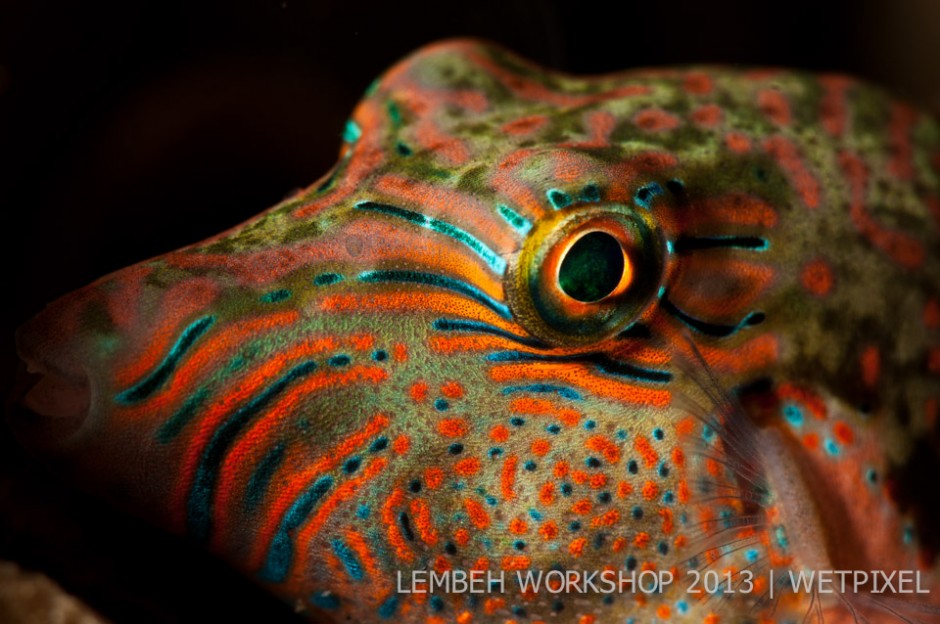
[1,1,939,622]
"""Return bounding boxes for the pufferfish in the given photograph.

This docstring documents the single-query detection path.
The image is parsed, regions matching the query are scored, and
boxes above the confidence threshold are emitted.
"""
[9,39,940,624]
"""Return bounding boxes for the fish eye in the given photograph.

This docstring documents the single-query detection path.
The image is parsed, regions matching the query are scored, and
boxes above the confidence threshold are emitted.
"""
[506,204,666,345]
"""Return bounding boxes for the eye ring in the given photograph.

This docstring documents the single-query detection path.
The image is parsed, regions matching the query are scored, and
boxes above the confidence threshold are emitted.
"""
[505,204,666,345]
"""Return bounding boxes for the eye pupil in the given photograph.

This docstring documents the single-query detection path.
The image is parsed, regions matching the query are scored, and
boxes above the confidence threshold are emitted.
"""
[558,231,625,302]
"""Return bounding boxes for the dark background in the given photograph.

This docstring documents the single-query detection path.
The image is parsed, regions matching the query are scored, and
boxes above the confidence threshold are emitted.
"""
[1,0,939,621]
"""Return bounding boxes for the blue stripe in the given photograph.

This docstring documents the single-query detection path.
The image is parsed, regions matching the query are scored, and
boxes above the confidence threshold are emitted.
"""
[331,539,364,580]
[187,360,318,543]
[496,203,532,234]
[502,384,583,401]
[672,236,769,253]
[258,476,333,583]
[116,315,215,404]
[487,351,671,383]
[661,296,765,337]
[156,387,209,443]
[359,271,511,319]
[355,201,506,274]
[244,443,286,513]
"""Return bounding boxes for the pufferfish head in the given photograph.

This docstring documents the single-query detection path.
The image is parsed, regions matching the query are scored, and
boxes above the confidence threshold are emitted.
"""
[10,39,940,624]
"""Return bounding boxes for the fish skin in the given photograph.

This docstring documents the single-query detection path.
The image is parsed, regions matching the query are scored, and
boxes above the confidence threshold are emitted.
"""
[9,39,940,623]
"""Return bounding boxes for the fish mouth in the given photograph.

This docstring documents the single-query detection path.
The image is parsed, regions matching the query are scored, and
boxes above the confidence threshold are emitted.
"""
[8,332,92,449]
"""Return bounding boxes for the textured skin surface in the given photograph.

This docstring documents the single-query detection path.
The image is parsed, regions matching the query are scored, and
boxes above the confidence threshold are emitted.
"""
[11,40,940,623]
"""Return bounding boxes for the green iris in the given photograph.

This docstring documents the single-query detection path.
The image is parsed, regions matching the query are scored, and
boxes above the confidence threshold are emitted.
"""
[558,231,624,302]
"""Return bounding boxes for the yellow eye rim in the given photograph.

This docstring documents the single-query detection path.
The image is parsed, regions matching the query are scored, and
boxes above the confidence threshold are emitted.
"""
[505,203,666,346]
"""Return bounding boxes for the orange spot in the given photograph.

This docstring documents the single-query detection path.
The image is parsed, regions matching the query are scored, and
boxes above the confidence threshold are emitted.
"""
[441,381,464,399]
[454,528,470,546]
[490,425,510,442]
[454,457,482,476]
[706,458,721,477]
[833,421,855,445]
[425,467,444,489]
[764,135,821,208]
[539,521,559,540]
[929,348,940,375]
[409,498,438,546]
[861,345,880,387]
[568,537,587,557]
[347,333,375,351]
[642,481,659,500]
[678,480,690,503]
[410,381,429,403]
[558,409,581,426]
[464,498,490,530]
[539,482,555,506]
[438,418,469,437]
[393,343,408,362]
[634,108,681,131]
[819,75,851,137]
[531,439,551,456]
[393,435,410,455]
[509,518,528,534]
[803,433,820,449]
[801,258,834,296]
[591,509,620,528]
[501,455,518,500]
[456,611,473,624]
[757,89,791,125]
[553,461,570,478]
[725,132,752,153]
[691,104,722,127]
[501,114,549,136]
[483,597,504,615]
[684,72,713,94]
[589,473,608,489]
[612,536,627,552]
[571,499,593,515]
[579,615,597,624]
[501,555,531,570]
[657,605,671,620]
[659,508,675,535]
[572,470,589,484]
[925,298,940,329]
[704,612,720,624]
[634,435,659,468]
[617,481,633,498]
[634,532,651,548]
[671,447,685,468]
[586,435,621,463]
[676,417,696,436]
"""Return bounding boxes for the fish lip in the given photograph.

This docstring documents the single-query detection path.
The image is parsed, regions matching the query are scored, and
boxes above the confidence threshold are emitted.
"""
[8,347,91,450]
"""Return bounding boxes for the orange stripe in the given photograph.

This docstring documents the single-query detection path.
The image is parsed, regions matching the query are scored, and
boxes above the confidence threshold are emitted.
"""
[118,311,301,418]
[345,527,385,584]
[245,411,390,567]
[383,488,414,563]
[320,292,510,327]
[488,362,671,408]
[409,498,439,546]
[501,455,518,500]
[290,457,388,577]
[212,366,388,545]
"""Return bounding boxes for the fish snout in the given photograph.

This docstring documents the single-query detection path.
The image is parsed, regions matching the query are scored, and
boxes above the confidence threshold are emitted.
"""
[10,294,97,448]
